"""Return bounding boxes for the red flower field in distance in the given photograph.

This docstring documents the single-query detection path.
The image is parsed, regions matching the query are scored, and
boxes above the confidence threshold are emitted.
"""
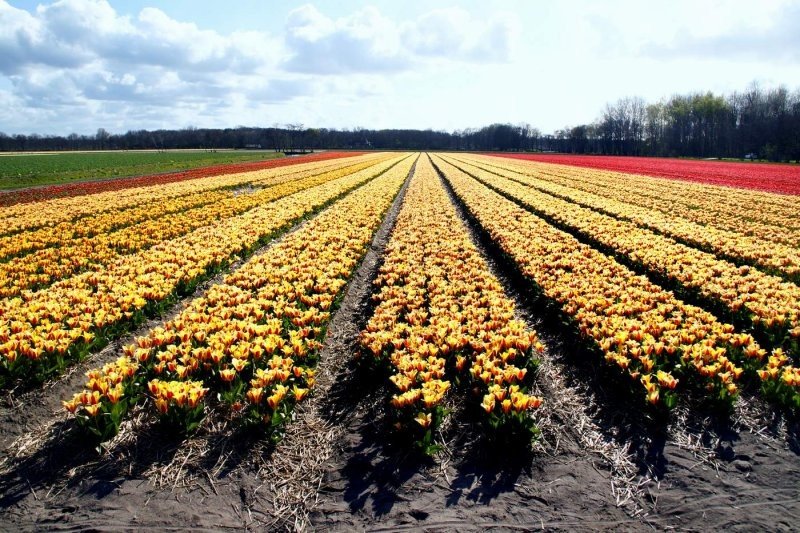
[492,153,800,195]
[0,151,364,207]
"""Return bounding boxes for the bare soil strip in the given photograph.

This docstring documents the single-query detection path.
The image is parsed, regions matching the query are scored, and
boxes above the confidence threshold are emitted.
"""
[248,157,418,530]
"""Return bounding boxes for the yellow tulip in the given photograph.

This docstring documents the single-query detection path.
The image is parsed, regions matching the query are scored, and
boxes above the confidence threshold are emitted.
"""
[414,412,432,428]
[292,386,309,402]
[481,394,496,414]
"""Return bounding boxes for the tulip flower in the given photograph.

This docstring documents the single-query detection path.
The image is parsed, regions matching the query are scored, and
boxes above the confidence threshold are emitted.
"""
[481,394,496,414]
[414,412,432,428]
[292,386,309,402]
[246,387,264,405]
[219,368,237,382]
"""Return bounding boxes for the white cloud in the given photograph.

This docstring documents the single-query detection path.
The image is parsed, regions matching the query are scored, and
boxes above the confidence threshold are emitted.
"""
[401,8,519,63]
[643,5,800,63]
[617,0,800,63]
[0,1,88,73]
[0,0,521,134]
[281,4,519,74]
[0,0,283,74]
[282,5,407,74]
[0,0,301,133]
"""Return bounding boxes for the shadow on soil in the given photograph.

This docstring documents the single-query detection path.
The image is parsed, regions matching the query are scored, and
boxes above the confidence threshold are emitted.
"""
[318,353,538,518]
[0,411,278,511]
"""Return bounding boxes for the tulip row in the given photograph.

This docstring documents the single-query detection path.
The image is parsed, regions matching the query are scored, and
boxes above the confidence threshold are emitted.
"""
[0,157,390,299]
[460,153,800,247]
[452,156,800,283]
[64,154,416,440]
[0,154,411,388]
[0,155,380,260]
[0,153,379,236]
[360,155,543,448]
[442,156,800,407]
[434,155,761,408]
[0,188,233,260]
[63,356,141,442]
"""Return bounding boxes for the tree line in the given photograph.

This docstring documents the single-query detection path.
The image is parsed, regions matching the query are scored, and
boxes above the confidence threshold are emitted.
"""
[0,123,539,154]
[548,85,800,161]
[1,84,797,161]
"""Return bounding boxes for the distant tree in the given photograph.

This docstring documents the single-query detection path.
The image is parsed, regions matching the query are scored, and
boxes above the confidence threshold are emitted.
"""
[95,128,110,150]
[285,123,304,152]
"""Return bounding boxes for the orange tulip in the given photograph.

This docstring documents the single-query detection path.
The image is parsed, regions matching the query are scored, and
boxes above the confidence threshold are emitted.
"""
[106,385,124,404]
[247,387,264,405]
[501,399,512,414]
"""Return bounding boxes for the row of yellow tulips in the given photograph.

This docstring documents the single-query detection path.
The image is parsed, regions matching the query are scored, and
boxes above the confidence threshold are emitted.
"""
[0,154,374,235]
[64,154,415,440]
[0,157,390,299]
[0,154,409,388]
[463,154,800,233]
[442,156,800,408]
[434,155,757,408]
[361,154,543,447]
[0,189,231,260]
[0,155,379,260]
[453,156,800,283]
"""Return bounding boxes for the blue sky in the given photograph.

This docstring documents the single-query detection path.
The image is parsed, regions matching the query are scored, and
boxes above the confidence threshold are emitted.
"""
[1,0,798,135]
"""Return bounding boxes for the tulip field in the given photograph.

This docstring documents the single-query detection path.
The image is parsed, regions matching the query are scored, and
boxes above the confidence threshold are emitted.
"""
[1,151,800,530]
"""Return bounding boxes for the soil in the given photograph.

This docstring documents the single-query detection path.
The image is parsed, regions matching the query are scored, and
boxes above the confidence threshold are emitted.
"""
[1,157,799,532]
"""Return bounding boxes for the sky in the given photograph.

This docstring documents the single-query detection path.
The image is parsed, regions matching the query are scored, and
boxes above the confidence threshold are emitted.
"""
[1,0,799,136]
